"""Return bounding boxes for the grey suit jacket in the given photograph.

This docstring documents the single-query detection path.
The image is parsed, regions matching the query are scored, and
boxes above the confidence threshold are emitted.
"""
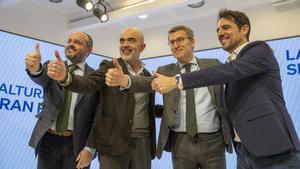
[28,61,101,157]
[181,41,300,156]
[129,58,232,159]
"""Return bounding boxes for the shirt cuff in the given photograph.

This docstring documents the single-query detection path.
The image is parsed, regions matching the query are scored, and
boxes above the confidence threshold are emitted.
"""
[58,72,72,87]
[28,64,43,75]
[84,146,96,155]
[119,75,131,91]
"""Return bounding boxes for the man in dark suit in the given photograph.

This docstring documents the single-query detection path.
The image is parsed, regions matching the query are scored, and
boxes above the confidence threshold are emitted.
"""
[25,32,101,169]
[47,27,156,169]
[151,9,300,168]
[106,25,232,169]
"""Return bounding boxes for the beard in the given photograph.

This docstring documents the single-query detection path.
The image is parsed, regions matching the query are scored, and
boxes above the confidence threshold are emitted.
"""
[66,53,83,64]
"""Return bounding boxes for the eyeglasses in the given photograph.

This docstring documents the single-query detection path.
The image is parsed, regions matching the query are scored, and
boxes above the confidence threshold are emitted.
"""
[168,37,192,46]
[65,39,86,46]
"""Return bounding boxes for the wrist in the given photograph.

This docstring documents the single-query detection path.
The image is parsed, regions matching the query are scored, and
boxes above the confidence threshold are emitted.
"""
[121,75,129,87]
[175,74,183,90]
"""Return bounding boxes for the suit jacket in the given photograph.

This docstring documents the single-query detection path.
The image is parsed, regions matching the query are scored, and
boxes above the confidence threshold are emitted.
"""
[28,61,101,157]
[129,58,232,159]
[181,41,300,157]
[65,58,156,159]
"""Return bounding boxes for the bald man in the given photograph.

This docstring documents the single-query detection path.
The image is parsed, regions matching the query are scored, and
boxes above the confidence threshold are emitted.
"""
[25,32,101,169]
[47,28,156,169]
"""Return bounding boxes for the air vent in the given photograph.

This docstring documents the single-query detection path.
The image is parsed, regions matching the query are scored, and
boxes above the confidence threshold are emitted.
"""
[187,0,207,8]
[49,0,63,3]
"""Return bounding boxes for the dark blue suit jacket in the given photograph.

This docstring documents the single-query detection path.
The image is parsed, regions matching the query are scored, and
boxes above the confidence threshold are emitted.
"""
[181,41,300,156]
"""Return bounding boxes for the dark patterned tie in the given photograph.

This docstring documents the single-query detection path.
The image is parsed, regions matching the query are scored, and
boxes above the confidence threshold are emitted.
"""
[56,64,78,134]
[185,63,197,137]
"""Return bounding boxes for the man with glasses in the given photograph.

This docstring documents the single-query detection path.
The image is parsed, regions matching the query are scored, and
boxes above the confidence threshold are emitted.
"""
[25,32,101,169]
[106,25,232,169]
[47,27,156,169]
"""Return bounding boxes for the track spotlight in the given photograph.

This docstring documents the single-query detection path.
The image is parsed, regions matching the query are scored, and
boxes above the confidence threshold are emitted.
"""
[76,0,94,11]
[93,2,109,22]
[76,0,109,22]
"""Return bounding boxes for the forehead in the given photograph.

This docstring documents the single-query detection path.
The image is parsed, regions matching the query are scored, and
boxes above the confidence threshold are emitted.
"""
[217,18,237,28]
[169,30,188,39]
[120,29,140,39]
[68,32,88,40]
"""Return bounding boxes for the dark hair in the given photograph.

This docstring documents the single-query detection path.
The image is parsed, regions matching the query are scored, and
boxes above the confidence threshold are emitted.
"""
[82,32,93,47]
[218,9,251,40]
[168,25,194,39]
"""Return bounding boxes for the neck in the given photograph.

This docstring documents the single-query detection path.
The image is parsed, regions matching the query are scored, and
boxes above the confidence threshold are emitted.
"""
[127,60,141,74]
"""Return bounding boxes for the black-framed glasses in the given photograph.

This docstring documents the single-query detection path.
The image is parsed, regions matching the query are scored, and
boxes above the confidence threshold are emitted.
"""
[168,36,192,46]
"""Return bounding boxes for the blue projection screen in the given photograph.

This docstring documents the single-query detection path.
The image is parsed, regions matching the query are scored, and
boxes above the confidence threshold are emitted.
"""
[0,30,299,169]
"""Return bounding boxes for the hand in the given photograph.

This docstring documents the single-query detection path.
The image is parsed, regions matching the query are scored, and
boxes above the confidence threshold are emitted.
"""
[47,50,67,81]
[25,43,42,72]
[105,58,129,87]
[76,149,92,169]
[151,72,177,94]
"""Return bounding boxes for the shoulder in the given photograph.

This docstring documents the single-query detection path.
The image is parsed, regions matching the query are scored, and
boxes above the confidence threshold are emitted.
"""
[158,63,177,70]
[243,41,272,53]
[197,58,221,65]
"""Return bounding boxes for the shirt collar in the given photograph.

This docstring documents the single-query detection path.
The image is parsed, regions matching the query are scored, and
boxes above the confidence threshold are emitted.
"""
[231,42,249,59]
[124,60,145,75]
[67,59,85,71]
[178,55,197,69]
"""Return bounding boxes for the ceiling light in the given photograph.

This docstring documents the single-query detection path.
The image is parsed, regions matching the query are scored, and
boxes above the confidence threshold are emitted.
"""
[138,14,148,19]
[120,0,155,10]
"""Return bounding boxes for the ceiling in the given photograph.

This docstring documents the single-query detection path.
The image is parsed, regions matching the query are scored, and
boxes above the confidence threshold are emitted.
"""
[1,0,300,57]
[1,0,276,31]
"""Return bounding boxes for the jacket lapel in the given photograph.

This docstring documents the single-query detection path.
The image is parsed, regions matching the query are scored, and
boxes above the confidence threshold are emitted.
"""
[75,64,90,106]
[197,59,216,105]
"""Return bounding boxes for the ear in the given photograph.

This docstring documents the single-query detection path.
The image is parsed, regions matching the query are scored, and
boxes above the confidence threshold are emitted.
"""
[241,24,250,37]
[140,43,146,52]
[190,37,196,49]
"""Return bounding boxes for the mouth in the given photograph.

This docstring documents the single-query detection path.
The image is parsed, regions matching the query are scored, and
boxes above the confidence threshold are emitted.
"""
[66,47,76,53]
[219,35,229,45]
[122,48,132,55]
[174,49,183,54]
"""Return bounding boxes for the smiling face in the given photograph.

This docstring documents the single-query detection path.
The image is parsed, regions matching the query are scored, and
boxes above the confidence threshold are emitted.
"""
[217,17,249,53]
[119,28,145,64]
[168,30,195,64]
[64,32,92,64]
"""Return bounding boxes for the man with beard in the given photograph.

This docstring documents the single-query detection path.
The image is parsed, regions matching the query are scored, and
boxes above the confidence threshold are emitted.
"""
[47,27,156,169]
[25,32,101,169]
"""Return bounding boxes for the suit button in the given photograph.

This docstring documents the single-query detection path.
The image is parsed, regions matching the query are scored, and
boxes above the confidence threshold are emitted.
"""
[129,120,133,124]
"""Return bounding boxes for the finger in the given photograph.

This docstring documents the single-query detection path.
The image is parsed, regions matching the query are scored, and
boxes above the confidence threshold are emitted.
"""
[153,71,161,77]
[34,43,40,55]
[76,154,80,161]
[55,50,63,62]
[112,58,122,71]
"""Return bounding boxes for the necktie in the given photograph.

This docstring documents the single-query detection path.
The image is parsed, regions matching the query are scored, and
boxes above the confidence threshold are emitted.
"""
[56,64,78,134]
[185,63,197,137]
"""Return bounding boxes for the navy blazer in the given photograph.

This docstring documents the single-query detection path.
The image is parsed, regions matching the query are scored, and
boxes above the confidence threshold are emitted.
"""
[181,41,300,157]
[28,61,101,157]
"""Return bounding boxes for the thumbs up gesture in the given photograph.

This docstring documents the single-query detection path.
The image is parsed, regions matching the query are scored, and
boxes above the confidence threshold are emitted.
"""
[105,58,129,87]
[25,43,42,72]
[47,50,67,81]
[151,72,177,94]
